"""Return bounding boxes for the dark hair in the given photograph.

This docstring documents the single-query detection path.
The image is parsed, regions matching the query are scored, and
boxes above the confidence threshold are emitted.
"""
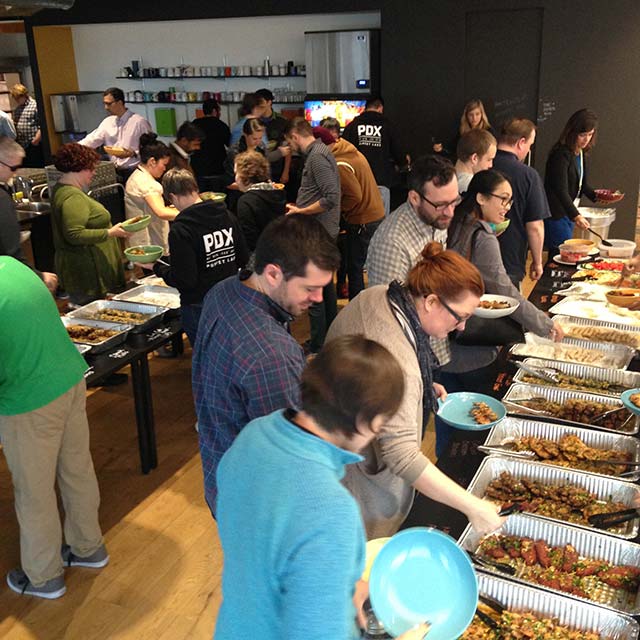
[455,169,511,220]
[407,155,456,193]
[235,150,270,183]
[456,129,496,162]
[139,132,170,164]
[499,118,536,146]
[284,116,313,138]
[176,121,204,142]
[53,143,100,173]
[242,117,265,137]
[319,117,340,134]
[104,87,124,103]
[301,335,404,439]
[365,96,384,109]
[202,99,220,115]
[254,214,340,280]
[255,88,274,102]
[162,168,198,200]
[558,108,598,154]
[405,241,484,301]
[239,92,266,117]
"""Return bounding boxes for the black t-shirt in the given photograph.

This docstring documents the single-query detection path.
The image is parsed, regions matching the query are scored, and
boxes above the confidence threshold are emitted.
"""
[342,110,404,187]
[190,116,231,177]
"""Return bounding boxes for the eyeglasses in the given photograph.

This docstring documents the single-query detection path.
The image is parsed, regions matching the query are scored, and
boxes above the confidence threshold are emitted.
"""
[487,193,513,208]
[418,192,462,211]
[0,159,21,171]
[438,297,469,325]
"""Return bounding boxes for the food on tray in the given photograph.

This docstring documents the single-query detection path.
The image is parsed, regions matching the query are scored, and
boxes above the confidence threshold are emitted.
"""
[519,371,627,394]
[66,324,120,344]
[128,247,147,255]
[508,434,633,476]
[462,607,601,639]
[85,308,153,325]
[471,402,498,424]
[480,300,512,310]
[629,393,640,408]
[122,292,180,308]
[559,323,640,349]
[485,472,629,528]
[571,269,639,287]
[582,260,625,272]
[512,397,632,431]
[477,533,640,602]
[515,342,617,367]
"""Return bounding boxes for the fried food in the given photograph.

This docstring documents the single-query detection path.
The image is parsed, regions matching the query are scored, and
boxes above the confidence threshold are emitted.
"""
[480,300,511,309]
[86,308,152,325]
[471,402,499,424]
[484,471,629,528]
[630,393,640,408]
[128,247,146,255]
[519,371,627,395]
[125,215,144,224]
[560,323,640,349]
[66,324,119,344]
[514,342,617,366]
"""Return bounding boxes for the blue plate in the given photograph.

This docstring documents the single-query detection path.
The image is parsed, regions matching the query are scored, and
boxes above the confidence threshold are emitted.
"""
[620,389,640,416]
[437,392,506,431]
[369,528,478,638]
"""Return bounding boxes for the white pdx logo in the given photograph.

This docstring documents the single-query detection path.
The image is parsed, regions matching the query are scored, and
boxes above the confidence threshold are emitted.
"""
[203,228,234,252]
[357,124,382,137]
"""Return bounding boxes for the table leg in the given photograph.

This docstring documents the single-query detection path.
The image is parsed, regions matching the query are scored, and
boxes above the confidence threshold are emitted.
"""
[130,354,158,473]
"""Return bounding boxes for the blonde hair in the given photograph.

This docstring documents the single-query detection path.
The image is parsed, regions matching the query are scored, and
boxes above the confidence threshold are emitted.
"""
[460,99,491,136]
[235,150,270,184]
[10,84,29,99]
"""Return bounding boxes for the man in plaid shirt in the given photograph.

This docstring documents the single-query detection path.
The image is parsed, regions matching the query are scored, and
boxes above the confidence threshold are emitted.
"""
[192,215,340,516]
[10,85,42,168]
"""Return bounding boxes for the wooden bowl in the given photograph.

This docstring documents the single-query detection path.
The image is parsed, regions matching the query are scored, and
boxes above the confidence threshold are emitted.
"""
[605,288,640,309]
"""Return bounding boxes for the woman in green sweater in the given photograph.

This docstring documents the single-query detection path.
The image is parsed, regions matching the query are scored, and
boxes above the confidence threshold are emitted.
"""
[51,143,130,304]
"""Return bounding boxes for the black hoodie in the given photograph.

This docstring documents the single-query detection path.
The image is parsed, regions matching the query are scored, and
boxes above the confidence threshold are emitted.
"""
[236,184,287,251]
[154,200,249,305]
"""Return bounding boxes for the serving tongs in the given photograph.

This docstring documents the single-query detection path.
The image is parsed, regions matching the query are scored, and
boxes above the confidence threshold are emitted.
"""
[592,405,635,429]
[514,361,560,384]
[467,550,517,576]
[503,397,553,416]
[477,442,537,460]
[588,508,640,530]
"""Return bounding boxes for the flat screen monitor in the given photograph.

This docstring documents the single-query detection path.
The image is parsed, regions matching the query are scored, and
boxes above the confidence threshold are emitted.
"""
[304,99,366,128]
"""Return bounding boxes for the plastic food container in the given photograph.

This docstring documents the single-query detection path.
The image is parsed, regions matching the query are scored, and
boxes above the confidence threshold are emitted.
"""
[599,239,636,258]
[559,242,591,262]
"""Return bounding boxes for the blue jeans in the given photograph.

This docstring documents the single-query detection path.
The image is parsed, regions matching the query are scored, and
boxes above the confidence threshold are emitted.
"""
[378,185,391,216]
[180,303,203,347]
[544,217,575,253]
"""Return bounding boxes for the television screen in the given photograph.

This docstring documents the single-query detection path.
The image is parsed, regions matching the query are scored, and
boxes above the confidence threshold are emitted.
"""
[304,100,366,128]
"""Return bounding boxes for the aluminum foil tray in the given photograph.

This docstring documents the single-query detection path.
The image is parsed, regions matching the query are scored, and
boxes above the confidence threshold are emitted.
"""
[466,456,640,538]
[513,357,640,398]
[483,417,640,481]
[509,333,634,369]
[75,343,91,356]
[61,316,131,354]
[548,297,640,328]
[66,299,166,334]
[113,285,180,310]
[502,383,639,435]
[471,572,639,638]
[553,315,640,350]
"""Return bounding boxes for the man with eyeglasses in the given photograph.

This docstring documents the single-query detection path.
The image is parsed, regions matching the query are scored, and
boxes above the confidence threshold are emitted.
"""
[0,136,57,292]
[366,154,459,366]
[79,87,151,182]
[493,118,550,288]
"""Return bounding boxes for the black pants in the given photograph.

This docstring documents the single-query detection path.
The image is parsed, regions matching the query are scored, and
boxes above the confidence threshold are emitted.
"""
[345,219,382,300]
[308,280,338,353]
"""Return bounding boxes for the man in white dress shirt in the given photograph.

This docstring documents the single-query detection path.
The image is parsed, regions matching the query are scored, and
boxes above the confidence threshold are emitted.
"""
[79,87,151,181]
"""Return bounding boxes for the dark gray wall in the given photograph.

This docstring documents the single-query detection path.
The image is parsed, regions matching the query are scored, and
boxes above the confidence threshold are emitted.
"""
[30,0,640,237]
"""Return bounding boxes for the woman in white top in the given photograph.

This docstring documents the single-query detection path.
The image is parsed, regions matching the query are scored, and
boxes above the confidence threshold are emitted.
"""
[124,132,177,252]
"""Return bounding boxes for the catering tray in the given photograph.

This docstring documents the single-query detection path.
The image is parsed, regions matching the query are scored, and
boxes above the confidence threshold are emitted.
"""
[61,316,132,354]
[509,333,634,370]
[470,572,639,639]
[460,515,640,615]
[513,358,640,398]
[553,315,640,350]
[113,285,180,310]
[482,417,640,481]
[548,298,640,328]
[75,343,91,356]
[502,384,639,435]
[466,456,640,538]
[66,299,166,334]
[134,274,170,288]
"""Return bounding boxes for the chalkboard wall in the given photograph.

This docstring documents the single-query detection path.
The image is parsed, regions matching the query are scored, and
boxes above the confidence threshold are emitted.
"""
[29,0,640,238]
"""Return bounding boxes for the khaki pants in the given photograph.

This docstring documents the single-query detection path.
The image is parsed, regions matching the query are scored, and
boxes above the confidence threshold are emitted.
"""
[0,380,103,585]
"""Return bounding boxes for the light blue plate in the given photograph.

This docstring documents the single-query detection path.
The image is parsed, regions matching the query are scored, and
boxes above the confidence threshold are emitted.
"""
[437,392,506,431]
[369,527,478,638]
[620,389,640,416]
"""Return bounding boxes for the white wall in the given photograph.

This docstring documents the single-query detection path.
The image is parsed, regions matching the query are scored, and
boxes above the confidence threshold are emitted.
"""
[71,12,380,135]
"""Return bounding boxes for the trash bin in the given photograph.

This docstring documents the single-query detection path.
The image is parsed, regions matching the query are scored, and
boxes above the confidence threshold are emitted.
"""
[573,207,616,241]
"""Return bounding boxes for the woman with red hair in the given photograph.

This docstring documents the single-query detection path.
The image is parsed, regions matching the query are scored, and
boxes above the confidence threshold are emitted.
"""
[51,143,130,304]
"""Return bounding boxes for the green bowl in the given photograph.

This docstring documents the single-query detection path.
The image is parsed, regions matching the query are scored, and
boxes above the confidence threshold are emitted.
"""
[200,191,227,202]
[124,245,163,264]
[121,215,151,232]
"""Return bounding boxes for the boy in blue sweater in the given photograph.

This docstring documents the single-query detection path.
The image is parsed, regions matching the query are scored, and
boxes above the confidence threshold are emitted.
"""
[215,336,428,639]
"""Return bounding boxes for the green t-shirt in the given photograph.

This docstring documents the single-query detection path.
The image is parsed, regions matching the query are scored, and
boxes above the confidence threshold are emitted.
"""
[0,257,87,415]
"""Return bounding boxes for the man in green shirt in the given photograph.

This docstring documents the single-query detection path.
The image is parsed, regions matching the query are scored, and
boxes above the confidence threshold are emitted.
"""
[0,257,107,599]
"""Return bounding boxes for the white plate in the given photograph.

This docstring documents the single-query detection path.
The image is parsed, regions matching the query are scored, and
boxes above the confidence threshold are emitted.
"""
[553,253,592,266]
[474,294,520,318]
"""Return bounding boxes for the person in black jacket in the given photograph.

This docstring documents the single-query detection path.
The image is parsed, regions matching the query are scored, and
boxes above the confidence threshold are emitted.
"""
[148,169,249,345]
[235,150,286,251]
[544,109,605,250]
